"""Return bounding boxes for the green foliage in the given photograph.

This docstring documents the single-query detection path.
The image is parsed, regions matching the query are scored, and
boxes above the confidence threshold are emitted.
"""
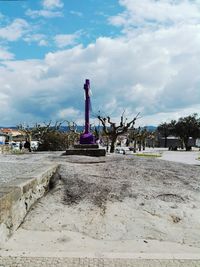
[11,150,24,155]
[37,131,69,151]
[158,114,200,151]
[173,114,200,151]
[18,120,80,151]
[157,122,174,148]
[157,122,171,135]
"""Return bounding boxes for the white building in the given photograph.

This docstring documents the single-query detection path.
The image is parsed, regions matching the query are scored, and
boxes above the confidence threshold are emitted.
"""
[196,139,200,147]
[0,133,7,145]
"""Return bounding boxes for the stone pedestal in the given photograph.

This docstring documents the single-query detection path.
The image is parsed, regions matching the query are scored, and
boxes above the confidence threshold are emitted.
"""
[80,133,95,145]
[65,144,106,157]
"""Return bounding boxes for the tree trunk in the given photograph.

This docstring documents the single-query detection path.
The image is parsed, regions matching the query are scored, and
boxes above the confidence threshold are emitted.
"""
[106,136,109,152]
[164,135,168,148]
[142,140,145,150]
[133,139,137,153]
[110,136,117,153]
[183,138,190,151]
[138,140,142,151]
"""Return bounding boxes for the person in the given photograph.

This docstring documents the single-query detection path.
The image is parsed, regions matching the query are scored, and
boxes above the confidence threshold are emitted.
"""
[19,142,23,150]
[24,139,31,152]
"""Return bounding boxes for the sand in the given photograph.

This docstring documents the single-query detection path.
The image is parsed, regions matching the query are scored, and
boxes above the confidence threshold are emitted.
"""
[1,153,200,258]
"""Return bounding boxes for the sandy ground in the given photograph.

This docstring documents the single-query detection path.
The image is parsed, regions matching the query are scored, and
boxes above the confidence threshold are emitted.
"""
[1,153,200,258]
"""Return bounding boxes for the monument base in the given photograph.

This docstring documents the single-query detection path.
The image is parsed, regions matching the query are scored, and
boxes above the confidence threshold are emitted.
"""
[65,144,106,157]
[80,133,95,145]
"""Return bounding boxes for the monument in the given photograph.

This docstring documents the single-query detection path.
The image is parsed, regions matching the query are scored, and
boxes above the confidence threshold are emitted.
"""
[80,79,95,144]
[65,79,106,157]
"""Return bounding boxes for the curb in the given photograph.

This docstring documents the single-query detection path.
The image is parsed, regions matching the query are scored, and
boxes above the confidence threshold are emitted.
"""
[0,164,59,245]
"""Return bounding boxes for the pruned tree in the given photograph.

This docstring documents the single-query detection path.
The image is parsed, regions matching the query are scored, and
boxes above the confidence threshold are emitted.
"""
[98,112,140,153]
[66,121,80,148]
[17,124,32,141]
[18,120,69,151]
[140,128,149,151]
[147,131,156,148]
[128,127,149,152]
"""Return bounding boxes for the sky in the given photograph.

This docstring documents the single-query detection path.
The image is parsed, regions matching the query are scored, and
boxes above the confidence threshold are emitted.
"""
[0,0,200,127]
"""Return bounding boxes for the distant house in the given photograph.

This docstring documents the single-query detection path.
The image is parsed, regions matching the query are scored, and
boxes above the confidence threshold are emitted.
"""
[0,128,25,142]
[157,136,196,148]
[196,139,200,148]
[0,132,7,145]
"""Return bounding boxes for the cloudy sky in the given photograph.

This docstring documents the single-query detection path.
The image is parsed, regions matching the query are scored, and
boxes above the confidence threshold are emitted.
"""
[0,0,200,127]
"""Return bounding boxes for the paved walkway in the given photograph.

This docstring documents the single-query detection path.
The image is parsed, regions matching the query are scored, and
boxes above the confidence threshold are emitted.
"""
[0,152,60,185]
[129,147,200,165]
[160,151,200,165]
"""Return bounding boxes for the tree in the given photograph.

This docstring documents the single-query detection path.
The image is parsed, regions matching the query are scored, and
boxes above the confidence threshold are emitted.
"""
[157,122,172,148]
[137,127,149,151]
[18,120,70,151]
[128,127,150,151]
[147,131,156,148]
[66,121,80,148]
[98,113,139,153]
[173,114,200,151]
[17,124,32,142]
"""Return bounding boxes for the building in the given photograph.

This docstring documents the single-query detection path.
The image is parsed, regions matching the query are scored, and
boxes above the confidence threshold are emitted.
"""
[0,128,25,142]
[157,136,196,149]
[0,132,7,145]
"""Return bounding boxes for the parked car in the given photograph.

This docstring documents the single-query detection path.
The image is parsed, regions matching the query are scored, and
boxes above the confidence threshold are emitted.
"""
[115,147,126,154]
[31,141,39,151]
[11,142,20,150]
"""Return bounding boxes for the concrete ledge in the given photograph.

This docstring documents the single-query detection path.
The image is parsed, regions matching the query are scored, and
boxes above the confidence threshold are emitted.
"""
[74,144,99,149]
[65,148,106,157]
[0,164,58,245]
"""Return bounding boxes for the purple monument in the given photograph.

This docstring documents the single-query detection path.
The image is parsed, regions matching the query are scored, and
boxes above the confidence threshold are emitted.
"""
[80,79,95,144]
[65,79,106,156]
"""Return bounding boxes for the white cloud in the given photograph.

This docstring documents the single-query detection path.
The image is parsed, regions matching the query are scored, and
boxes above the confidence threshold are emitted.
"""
[0,1,200,126]
[26,0,64,19]
[39,39,48,46]
[0,47,14,60]
[54,32,80,48]
[109,0,200,31]
[0,19,29,41]
[26,9,63,18]
[58,107,80,119]
[24,34,48,46]
[42,0,63,10]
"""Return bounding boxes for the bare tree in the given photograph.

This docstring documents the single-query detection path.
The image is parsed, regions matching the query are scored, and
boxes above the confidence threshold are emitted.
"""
[98,112,140,153]
[17,123,32,141]
[66,121,80,148]
[17,120,69,151]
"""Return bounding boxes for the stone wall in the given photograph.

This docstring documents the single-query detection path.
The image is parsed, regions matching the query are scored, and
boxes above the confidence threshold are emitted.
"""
[0,164,58,245]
